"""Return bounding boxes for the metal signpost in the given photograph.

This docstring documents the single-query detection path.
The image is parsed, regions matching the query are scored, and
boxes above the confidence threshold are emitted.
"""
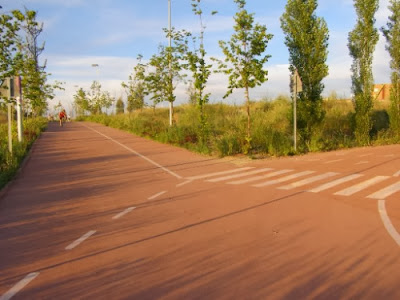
[291,69,302,152]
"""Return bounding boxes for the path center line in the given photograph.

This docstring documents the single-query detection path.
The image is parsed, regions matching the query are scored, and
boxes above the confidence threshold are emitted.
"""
[112,207,136,220]
[83,124,182,179]
[65,230,96,250]
[0,272,39,300]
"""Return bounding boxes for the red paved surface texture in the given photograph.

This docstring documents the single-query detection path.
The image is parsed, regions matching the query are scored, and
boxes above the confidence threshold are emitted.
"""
[1,121,400,299]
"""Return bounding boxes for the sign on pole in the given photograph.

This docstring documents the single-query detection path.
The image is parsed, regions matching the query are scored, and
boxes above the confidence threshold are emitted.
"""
[291,69,303,152]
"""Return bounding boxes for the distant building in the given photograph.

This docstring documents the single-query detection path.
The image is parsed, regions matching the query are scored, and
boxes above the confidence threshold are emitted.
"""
[372,84,392,101]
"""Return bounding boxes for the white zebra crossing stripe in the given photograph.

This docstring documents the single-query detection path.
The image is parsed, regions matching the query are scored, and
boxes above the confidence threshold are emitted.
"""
[207,168,274,183]
[253,171,315,187]
[278,172,339,190]
[308,174,364,193]
[186,167,254,180]
[227,169,293,185]
[367,181,400,199]
[334,176,389,196]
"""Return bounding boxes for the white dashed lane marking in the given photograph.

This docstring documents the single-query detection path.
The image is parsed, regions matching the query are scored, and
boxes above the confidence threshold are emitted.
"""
[148,191,167,200]
[65,230,96,250]
[112,207,136,220]
[324,159,344,164]
[0,272,39,300]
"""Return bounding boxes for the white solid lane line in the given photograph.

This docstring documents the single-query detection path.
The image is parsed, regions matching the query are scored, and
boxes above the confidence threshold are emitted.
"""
[309,174,364,193]
[0,272,39,300]
[65,230,97,250]
[334,176,389,196]
[83,124,182,179]
[112,207,136,220]
[207,168,273,183]
[367,182,400,199]
[378,200,400,247]
[148,191,167,200]
[278,172,339,190]
[186,167,254,180]
[227,169,293,185]
[253,171,316,187]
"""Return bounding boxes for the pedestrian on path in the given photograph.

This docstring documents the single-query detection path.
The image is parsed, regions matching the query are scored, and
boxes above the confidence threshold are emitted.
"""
[59,109,66,127]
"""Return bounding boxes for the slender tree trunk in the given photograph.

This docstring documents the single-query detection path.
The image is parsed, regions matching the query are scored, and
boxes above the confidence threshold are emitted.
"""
[245,84,250,139]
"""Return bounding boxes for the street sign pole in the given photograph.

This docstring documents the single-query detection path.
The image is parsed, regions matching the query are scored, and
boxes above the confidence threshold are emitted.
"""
[16,96,23,142]
[7,103,12,154]
[294,77,297,152]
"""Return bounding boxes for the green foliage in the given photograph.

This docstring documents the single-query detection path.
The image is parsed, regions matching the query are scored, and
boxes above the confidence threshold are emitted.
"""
[183,0,215,143]
[122,54,146,112]
[0,117,47,189]
[73,81,114,115]
[145,29,189,124]
[348,0,379,145]
[115,97,125,114]
[217,0,273,145]
[0,12,20,87]
[382,0,400,135]
[280,0,329,149]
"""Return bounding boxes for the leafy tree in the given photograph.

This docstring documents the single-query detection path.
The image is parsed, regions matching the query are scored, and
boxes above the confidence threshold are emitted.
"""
[122,55,146,112]
[73,81,113,115]
[381,0,400,134]
[13,9,61,116]
[86,81,113,114]
[217,0,273,149]
[0,11,21,96]
[73,88,88,116]
[186,81,197,105]
[281,0,329,149]
[146,30,187,123]
[184,0,216,138]
[115,97,125,114]
[348,0,379,145]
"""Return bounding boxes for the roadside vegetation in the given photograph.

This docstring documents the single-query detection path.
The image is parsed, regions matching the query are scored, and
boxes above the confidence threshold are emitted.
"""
[78,94,399,158]
[1,8,57,190]
[0,117,47,189]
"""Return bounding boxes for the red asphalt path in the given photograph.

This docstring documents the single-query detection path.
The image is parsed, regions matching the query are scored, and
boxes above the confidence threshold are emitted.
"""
[0,121,400,299]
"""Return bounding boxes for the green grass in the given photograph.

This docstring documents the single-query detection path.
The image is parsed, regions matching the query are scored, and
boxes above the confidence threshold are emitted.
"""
[0,117,47,189]
[78,96,398,158]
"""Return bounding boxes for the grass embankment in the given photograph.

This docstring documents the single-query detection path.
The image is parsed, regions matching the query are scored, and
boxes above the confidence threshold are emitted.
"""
[79,96,399,158]
[0,117,47,190]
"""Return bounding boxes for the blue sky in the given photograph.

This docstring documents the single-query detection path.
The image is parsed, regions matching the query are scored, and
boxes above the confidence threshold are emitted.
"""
[2,0,391,113]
